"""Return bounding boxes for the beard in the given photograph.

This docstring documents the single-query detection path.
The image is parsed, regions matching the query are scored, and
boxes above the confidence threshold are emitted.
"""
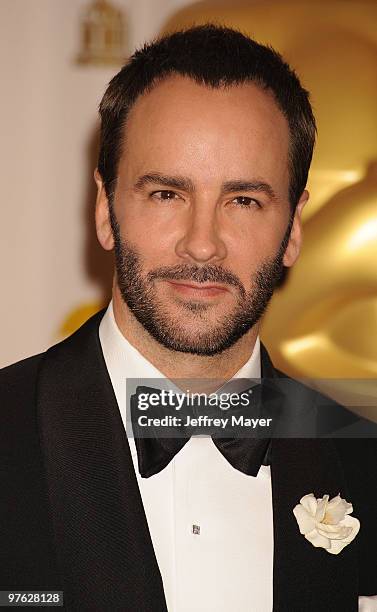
[109,205,292,356]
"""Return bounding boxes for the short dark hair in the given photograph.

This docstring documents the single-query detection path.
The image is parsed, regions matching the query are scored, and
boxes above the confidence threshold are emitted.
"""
[98,24,316,210]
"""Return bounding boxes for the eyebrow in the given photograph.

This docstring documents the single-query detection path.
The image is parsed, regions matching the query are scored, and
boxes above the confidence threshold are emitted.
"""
[134,173,194,192]
[133,172,277,201]
[222,180,277,201]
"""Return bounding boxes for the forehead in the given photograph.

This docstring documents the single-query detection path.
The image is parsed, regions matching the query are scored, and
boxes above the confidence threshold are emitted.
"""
[121,74,290,189]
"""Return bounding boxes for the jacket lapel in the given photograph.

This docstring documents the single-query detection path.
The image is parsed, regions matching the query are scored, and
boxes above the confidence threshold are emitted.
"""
[261,344,359,611]
[37,310,168,611]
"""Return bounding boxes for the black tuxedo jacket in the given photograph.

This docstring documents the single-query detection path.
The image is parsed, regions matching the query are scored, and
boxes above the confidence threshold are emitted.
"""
[1,309,377,611]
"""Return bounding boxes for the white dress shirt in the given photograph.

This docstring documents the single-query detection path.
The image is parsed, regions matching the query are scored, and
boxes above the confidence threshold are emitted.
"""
[99,301,377,612]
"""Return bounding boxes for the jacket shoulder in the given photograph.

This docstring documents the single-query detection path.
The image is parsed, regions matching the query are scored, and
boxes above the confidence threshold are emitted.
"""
[0,352,45,412]
[0,352,45,386]
[0,353,46,461]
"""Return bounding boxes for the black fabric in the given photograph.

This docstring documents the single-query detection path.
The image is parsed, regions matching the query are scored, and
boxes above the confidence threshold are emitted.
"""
[333,438,377,596]
[0,354,62,591]
[0,308,376,611]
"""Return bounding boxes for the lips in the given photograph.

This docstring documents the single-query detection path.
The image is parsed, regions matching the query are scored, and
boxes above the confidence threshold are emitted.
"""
[166,280,228,297]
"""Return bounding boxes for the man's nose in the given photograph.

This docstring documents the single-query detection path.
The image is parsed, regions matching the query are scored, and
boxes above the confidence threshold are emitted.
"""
[174,204,227,264]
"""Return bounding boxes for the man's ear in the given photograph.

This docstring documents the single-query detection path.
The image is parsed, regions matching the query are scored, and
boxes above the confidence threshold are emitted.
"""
[283,189,309,267]
[94,168,114,251]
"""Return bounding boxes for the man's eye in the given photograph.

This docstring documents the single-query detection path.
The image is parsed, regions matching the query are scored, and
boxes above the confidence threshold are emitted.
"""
[232,196,260,208]
[151,190,179,201]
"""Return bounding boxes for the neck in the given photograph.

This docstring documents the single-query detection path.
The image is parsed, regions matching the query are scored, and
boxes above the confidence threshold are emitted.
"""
[112,286,259,384]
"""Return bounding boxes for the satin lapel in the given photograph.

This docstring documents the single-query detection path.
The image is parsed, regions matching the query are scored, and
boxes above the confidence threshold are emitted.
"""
[36,310,168,612]
[260,344,359,612]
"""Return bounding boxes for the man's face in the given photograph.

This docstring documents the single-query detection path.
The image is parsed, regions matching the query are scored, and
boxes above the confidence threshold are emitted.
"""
[96,75,307,356]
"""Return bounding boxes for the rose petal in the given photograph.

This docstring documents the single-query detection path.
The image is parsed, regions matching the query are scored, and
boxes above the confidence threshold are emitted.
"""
[317,523,353,540]
[305,528,331,549]
[293,504,316,534]
[315,496,328,523]
[300,493,318,517]
[316,494,329,505]
[316,521,349,534]
[326,516,360,555]
[324,495,353,524]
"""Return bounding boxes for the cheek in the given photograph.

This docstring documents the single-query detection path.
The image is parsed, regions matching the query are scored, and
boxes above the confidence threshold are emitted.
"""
[116,192,180,245]
[120,214,175,268]
[232,220,286,259]
[228,223,287,284]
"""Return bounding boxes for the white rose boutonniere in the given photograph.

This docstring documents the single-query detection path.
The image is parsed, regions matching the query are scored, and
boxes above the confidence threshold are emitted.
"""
[293,493,360,555]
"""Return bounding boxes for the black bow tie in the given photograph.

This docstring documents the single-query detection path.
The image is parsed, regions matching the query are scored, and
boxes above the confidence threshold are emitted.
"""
[129,383,273,478]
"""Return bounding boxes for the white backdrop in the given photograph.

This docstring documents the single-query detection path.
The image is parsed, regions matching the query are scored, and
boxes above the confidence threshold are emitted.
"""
[0,0,194,367]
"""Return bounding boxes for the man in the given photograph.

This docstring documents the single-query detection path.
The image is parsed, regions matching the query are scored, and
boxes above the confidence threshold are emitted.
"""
[1,25,376,612]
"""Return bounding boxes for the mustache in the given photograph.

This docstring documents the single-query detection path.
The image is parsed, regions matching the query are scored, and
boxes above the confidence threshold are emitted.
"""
[147,264,246,297]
